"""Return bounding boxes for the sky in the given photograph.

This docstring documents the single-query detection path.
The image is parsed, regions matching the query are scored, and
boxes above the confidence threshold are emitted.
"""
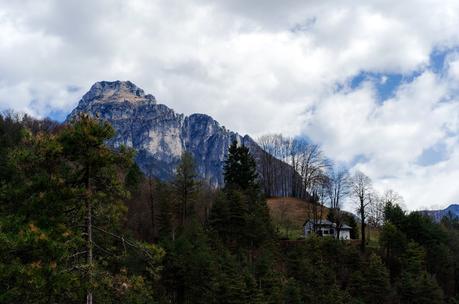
[0,0,459,210]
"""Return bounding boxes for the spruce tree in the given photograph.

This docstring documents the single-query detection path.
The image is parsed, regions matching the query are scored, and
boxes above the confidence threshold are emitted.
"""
[173,151,199,227]
[211,140,274,248]
[161,220,218,304]
[362,253,392,304]
[157,180,175,241]
[0,113,25,183]
[398,242,444,304]
[224,140,258,190]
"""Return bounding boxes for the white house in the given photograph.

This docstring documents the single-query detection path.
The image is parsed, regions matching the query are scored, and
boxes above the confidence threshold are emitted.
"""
[303,219,352,240]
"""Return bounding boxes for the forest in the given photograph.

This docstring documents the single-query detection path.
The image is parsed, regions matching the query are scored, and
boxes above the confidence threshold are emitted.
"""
[1,112,459,304]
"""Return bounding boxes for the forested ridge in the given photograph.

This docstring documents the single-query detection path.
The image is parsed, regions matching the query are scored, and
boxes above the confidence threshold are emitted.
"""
[1,113,459,303]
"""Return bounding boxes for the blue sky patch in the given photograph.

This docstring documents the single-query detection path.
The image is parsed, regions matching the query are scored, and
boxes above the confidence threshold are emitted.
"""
[347,49,455,104]
[416,142,449,166]
[350,71,403,101]
[48,109,69,122]
[349,154,370,167]
[430,50,447,73]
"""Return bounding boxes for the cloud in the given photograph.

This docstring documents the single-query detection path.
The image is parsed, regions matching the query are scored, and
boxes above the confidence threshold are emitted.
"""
[304,70,459,210]
[0,0,459,209]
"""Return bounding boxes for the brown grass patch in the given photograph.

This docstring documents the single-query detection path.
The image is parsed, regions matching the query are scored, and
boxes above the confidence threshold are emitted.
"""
[267,197,329,239]
[267,197,328,227]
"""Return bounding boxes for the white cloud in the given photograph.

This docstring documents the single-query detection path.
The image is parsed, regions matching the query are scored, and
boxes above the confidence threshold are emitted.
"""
[305,71,459,210]
[1,0,459,209]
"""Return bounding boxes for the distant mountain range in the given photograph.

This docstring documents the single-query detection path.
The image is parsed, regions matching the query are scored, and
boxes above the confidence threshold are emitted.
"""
[67,80,289,190]
[420,204,459,222]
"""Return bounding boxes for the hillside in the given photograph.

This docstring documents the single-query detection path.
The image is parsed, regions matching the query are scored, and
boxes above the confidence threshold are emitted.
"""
[267,197,329,226]
[267,197,329,239]
[1,113,456,303]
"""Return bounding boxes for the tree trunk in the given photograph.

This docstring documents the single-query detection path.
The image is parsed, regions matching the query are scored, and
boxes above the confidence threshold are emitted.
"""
[86,196,93,304]
[360,201,365,252]
[148,178,156,240]
[85,166,93,304]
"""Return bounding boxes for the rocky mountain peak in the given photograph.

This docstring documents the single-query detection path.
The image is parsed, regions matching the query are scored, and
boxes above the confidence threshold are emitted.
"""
[66,80,245,186]
[66,80,288,192]
[80,80,156,107]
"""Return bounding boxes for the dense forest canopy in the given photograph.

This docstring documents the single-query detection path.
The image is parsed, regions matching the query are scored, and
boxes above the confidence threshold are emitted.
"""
[1,112,459,303]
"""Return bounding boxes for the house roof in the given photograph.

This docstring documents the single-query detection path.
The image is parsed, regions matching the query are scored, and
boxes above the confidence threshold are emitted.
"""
[340,224,352,229]
[303,219,352,230]
[303,219,333,226]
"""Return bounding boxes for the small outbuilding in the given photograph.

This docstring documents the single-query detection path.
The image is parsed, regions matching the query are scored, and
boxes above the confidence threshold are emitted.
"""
[303,219,352,240]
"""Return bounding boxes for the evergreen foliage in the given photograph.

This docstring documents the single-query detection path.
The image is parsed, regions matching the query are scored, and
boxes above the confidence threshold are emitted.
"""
[0,114,163,303]
[223,140,258,190]
[173,152,200,227]
[349,253,392,303]
[1,113,459,303]
[210,140,273,249]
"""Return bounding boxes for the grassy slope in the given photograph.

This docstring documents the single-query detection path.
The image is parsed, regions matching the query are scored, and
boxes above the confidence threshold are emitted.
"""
[267,197,329,239]
[267,197,379,243]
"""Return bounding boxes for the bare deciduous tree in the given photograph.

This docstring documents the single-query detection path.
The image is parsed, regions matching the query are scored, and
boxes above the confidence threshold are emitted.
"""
[327,167,350,239]
[258,134,284,197]
[258,135,328,199]
[259,135,330,198]
[365,190,382,243]
[309,173,329,233]
[351,171,372,252]
[258,134,298,197]
[381,189,404,207]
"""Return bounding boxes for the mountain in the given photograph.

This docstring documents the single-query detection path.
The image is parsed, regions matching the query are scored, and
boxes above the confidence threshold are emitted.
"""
[67,80,267,187]
[420,204,459,222]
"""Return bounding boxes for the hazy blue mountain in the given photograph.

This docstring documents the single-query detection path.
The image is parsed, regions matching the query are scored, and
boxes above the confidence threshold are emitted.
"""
[67,80,263,187]
[421,204,459,222]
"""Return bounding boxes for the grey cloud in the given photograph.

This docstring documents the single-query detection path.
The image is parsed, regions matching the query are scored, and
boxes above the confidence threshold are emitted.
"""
[1,0,459,209]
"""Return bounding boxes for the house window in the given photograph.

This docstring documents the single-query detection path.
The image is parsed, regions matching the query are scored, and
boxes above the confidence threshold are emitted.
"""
[329,229,334,234]
[323,230,329,234]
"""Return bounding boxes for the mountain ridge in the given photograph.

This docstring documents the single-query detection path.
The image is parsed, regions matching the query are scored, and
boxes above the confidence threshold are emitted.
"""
[421,204,459,222]
[67,80,262,187]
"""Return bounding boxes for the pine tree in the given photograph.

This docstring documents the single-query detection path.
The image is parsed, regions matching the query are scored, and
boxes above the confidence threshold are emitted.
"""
[211,141,274,249]
[157,180,175,241]
[173,152,200,227]
[365,253,392,303]
[283,279,303,304]
[348,217,359,240]
[0,133,82,303]
[0,113,25,183]
[208,191,230,241]
[224,140,258,191]
[0,115,164,303]
[398,242,444,304]
[226,189,249,245]
[161,220,218,304]
[379,223,407,278]
[60,114,134,303]
[125,162,144,194]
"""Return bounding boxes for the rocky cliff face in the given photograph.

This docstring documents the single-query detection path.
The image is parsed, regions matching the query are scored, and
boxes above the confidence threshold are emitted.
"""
[67,81,259,186]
